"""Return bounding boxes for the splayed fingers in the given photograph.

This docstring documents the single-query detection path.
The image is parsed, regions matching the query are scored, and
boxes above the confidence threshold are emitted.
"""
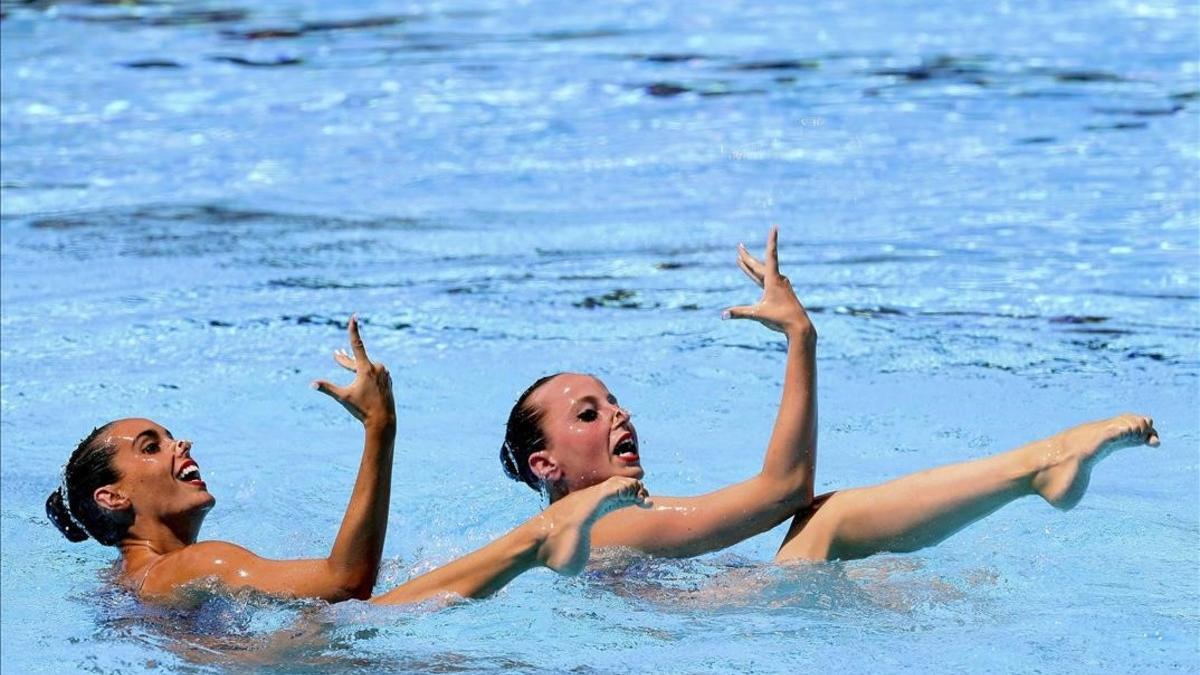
[725,227,814,338]
[326,315,370,373]
[764,224,780,275]
[737,243,767,287]
[735,227,781,287]
[312,315,396,427]
[347,315,371,366]
[333,349,358,372]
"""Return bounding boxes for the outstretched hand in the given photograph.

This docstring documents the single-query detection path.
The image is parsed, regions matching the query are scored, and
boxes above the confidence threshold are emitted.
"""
[724,226,815,340]
[312,315,396,430]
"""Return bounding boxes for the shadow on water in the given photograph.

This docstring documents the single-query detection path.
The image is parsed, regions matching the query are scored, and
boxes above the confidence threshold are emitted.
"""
[7,203,435,261]
[20,203,427,232]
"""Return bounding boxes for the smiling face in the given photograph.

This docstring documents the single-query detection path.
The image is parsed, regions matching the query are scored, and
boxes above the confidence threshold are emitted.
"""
[525,373,643,496]
[99,418,215,538]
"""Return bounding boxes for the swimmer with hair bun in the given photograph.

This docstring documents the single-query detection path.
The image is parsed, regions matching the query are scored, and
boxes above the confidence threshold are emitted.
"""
[49,317,650,604]
[501,227,1160,562]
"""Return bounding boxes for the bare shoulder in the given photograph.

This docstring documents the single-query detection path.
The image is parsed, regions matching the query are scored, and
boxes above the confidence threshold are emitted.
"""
[137,540,258,598]
[590,495,693,549]
[590,489,775,558]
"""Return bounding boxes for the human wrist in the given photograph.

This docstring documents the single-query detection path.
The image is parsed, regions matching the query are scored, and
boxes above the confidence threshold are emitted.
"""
[785,322,816,345]
[364,413,397,434]
[517,517,551,567]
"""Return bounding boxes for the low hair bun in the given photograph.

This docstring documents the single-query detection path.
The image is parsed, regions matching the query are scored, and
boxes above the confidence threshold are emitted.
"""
[46,489,89,543]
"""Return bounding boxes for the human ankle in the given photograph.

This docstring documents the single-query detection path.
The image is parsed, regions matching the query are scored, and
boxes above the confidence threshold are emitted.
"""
[1014,440,1057,490]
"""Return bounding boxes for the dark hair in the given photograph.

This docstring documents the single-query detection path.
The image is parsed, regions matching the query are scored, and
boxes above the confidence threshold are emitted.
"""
[500,373,563,491]
[46,422,132,546]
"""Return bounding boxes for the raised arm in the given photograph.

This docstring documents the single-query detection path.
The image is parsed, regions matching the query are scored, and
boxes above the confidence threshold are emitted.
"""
[310,315,397,598]
[728,226,818,501]
[140,316,396,602]
[591,227,818,557]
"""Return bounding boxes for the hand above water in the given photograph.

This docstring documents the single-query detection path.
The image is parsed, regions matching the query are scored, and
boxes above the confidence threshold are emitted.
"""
[312,315,397,431]
[724,226,816,342]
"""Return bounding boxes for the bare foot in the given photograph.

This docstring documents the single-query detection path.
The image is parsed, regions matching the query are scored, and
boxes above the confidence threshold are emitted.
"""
[535,477,651,575]
[1031,413,1159,510]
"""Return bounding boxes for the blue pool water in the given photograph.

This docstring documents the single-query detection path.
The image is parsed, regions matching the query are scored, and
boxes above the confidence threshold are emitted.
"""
[2,0,1198,671]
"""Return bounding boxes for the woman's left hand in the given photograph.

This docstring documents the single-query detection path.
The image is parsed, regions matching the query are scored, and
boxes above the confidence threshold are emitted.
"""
[312,315,397,430]
[724,226,816,341]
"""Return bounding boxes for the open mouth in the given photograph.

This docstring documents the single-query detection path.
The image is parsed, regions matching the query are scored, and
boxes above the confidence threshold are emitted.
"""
[175,460,205,487]
[613,435,640,462]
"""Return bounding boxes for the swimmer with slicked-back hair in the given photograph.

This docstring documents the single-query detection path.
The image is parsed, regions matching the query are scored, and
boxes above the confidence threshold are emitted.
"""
[501,227,1159,562]
[48,317,651,605]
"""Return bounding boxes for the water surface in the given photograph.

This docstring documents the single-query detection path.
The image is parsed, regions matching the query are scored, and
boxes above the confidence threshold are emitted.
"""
[2,0,1198,672]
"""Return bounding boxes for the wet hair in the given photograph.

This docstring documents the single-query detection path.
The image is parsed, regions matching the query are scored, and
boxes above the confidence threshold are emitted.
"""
[500,373,563,491]
[45,422,132,546]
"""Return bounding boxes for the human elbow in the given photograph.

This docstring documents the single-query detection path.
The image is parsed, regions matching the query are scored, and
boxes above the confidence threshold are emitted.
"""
[343,575,377,601]
[760,473,813,512]
[343,582,374,601]
[328,565,378,601]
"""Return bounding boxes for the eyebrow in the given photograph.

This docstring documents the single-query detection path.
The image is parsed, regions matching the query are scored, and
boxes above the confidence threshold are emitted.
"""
[132,429,157,448]
[576,394,618,407]
[133,427,174,447]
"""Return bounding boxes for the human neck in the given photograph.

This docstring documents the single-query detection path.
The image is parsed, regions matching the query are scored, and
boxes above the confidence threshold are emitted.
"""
[546,481,571,503]
[119,515,200,559]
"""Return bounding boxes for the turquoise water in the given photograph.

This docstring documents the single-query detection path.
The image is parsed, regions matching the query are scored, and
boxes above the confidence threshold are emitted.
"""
[2,0,1198,672]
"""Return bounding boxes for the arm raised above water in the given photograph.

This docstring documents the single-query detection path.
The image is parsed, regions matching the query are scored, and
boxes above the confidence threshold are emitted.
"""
[727,227,818,501]
[310,315,397,599]
[139,316,396,602]
[591,227,818,557]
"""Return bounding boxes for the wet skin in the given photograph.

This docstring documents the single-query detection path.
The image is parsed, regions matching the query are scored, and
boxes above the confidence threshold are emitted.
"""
[88,319,652,606]
[104,410,651,604]
[521,378,1160,562]
[518,228,821,559]
[100,417,215,550]
[514,228,1159,563]
[526,373,645,497]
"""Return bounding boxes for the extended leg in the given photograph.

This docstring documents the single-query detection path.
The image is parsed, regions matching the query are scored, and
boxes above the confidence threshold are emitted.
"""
[776,414,1158,562]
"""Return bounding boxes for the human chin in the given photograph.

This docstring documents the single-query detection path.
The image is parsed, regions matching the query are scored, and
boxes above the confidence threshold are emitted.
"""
[194,491,216,511]
[174,483,216,514]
